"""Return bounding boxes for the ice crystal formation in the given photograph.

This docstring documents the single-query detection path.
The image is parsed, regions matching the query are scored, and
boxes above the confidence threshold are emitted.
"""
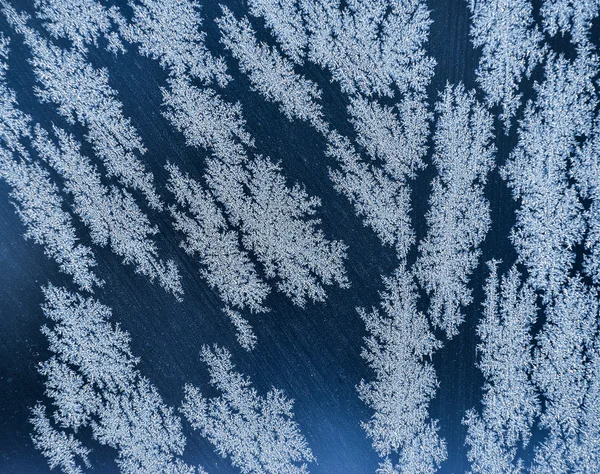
[540,0,600,46]
[463,262,539,474]
[4,7,162,210]
[34,285,198,473]
[181,345,315,473]
[166,163,269,313]
[531,278,600,473]
[32,127,183,299]
[467,0,545,130]
[502,50,596,299]
[357,268,446,474]
[0,40,101,291]
[1,0,600,472]
[416,84,496,339]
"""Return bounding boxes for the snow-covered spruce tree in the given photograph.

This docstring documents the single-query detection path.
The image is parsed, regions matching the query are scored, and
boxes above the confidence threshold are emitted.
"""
[326,131,414,258]
[217,7,327,133]
[247,0,307,65]
[415,84,495,339]
[357,267,447,474]
[32,126,183,299]
[166,162,269,313]
[34,0,125,53]
[181,345,315,473]
[541,0,600,46]
[0,38,101,291]
[120,0,229,85]
[3,5,161,210]
[463,261,539,474]
[300,0,435,98]
[531,277,600,473]
[467,0,545,131]
[502,50,597,300]
[575,114,600,285]
[34,285,199,474]
[30,403,91,474]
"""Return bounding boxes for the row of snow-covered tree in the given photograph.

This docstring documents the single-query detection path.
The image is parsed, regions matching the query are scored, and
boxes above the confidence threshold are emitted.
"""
[0,0,599,472]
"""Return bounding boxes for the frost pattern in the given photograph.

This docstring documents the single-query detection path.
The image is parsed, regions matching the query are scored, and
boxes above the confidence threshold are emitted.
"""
[3,6,162,209]
[575,115,600,284]
[248,0,307,65]
[30,403,91,474]
[35,285,198,474]
[300,0,435,98]
[467,0,545,130]
[32,126,183,299]
[34,0,125,53]
[541,0,600,46]
[463,262,540,474]
[502,51,596,299]
[346,95,428,183]
[163,77,349,307]
[217,7,327,133]
[181,345,315,473]
[217,3,431,256]
[121,0,229,85]
[357,268,447,474]
[120,1,349,307]
[224,307,258,352]
[166,163,269,313]
[0,40,101,291]
[327,131,414,256]
[0,150,101,292]
[531,277,600,473]
[415,84,496,339]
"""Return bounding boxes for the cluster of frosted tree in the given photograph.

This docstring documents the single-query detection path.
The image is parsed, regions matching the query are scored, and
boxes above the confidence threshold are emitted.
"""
[3,5,162,210]
[415,84,495,338]
[467,0,545,130]
[181,345,315,473]
[222,0,434,258]
[0,37,101,291]
[464,6,600,474]
[463,262,540,473]
[357,269,446,474]
[3,0,351,344]
[502,50,596,299]
[531,277,600,472]
[34,0,125,53]
[540,0,600,46]
[31,285,199,474]
[32,126,183,299]
[99,0,346,308]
